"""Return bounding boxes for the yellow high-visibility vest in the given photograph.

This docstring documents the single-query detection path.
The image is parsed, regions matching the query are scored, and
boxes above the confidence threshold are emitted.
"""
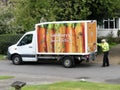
[97,42,109,52]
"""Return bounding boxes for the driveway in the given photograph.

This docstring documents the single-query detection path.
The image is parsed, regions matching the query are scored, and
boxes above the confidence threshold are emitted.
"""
[0,44,120,90]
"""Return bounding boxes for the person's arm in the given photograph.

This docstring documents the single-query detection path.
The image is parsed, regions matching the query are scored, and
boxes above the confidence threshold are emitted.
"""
[97,43,102,47]
[93,43,102,47]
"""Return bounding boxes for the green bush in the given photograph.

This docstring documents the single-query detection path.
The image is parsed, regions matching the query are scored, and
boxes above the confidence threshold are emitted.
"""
[0,34,23,54]
[113,37,120,44]
[98,37,120,44]
[117,30,120,37]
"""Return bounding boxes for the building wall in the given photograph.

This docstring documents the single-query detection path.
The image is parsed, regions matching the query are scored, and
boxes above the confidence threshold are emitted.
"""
[119,18,120,30]
[97,18,120,37]
[97,29,118,37]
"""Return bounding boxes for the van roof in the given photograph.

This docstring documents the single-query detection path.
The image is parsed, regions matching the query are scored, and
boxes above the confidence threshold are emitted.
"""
[35,20,96,26]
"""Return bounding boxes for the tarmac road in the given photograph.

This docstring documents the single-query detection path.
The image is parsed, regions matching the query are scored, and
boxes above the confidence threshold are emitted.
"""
[0,44,120,90]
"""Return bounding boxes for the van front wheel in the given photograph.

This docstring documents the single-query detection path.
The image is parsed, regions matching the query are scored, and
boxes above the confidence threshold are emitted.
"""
[12,55,22,65]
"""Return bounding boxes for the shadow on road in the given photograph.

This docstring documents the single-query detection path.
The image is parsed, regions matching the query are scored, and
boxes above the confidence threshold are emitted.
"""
[106,78,120,84]
[17,60,94,68]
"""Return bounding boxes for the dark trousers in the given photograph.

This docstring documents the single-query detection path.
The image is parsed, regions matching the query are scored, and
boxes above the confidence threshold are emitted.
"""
[103,51,109,66]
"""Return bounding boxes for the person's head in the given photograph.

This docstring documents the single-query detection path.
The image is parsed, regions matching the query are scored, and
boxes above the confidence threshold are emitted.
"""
[101,39,106,43]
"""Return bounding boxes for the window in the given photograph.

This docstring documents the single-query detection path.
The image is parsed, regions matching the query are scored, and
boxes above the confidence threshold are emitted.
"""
[115,18,118,28]
[103,18,117,29]
[18,34,33,46]
[104,21,108,29]
[110,21,114,29]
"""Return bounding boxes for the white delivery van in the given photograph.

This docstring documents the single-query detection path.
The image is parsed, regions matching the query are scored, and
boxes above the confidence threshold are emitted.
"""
[7,20,97,68]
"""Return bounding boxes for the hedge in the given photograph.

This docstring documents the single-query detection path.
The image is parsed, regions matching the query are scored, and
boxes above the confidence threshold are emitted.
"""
[0,34,23,54]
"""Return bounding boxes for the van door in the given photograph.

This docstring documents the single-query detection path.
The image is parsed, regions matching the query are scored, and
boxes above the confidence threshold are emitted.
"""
[17,34,36,61]
[87,21,97,53]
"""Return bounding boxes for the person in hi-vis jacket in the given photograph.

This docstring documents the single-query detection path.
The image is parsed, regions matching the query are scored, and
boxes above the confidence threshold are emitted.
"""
[97,39,110,67]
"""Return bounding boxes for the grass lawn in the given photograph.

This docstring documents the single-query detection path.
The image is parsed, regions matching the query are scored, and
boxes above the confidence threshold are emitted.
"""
[0,54,6,60]
[109,42,118,48]
[0,76,14,80]
[11,81,120,90]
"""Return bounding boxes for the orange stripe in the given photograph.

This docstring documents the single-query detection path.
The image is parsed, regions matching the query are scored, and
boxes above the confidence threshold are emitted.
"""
[38,26,46,52]
[81,23,85,53]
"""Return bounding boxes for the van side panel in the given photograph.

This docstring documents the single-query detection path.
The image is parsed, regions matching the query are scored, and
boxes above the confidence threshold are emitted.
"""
[37,22,87,53]
[37,26,47,52]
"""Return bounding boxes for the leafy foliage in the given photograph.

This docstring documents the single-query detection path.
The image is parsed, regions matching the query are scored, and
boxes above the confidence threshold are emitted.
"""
[0,1,14,34]
[117,30,120,37]
[113,0,120,17]
[87,0,115,24]
[9,0,54,33]
[0,0,120,34]
[52,0,90,21]
[0,34,22,54]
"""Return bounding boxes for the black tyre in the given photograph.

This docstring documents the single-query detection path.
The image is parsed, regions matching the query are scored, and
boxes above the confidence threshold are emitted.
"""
[62,56,74,68]
[12,55,22,65]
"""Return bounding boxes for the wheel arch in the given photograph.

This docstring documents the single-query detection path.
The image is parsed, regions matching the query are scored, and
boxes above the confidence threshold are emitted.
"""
[11,53,21,60]
[59,55,75,62]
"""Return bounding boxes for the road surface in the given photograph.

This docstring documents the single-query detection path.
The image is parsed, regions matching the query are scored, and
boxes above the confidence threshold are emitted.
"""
[0,44,120,90]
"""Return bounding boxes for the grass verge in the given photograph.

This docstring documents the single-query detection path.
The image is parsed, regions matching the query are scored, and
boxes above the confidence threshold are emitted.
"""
[0,54,6,60]
[109,42,118,48]
[11,81,120,90]
[0,76,14,80]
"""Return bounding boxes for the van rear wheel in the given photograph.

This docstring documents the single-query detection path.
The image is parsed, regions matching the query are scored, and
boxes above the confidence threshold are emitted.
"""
[62,57,74,68]
[12,55,22,65]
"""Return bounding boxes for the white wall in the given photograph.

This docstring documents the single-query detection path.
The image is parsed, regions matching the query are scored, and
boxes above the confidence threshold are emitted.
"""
[97,29,118,37]
[97,18,120,37]
[119,18,120,30]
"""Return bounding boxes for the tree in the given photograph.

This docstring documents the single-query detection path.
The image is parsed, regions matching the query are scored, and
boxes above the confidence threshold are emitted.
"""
[113,0,120,17]
[8,0,120,33]
[9,0,55,33]
[51,0,117,24]
[52,0,90,21]
[0,0,14,34]
[10,0,91,33]
[86,0,116,24]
